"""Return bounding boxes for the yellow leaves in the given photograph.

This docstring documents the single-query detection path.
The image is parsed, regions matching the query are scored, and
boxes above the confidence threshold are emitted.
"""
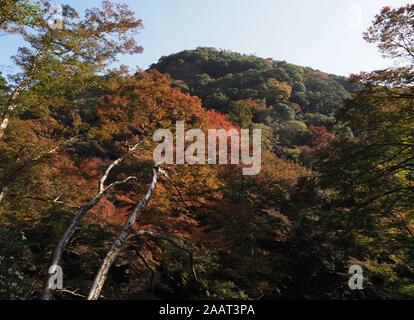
[266,78,292,99]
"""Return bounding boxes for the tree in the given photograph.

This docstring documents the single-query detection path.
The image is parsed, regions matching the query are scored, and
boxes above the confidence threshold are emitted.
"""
[279,121,311,147]
[41,69,209,299]
[0,1,143,204]
[0,0,40,33]
[265,78,292,105]
[152,47,350,136]
[316,3,414,299]
[229,100,253,128]
[0,0,143,139]
[272,103,295,123]
[321,3,414,225]
[364,5,414,68]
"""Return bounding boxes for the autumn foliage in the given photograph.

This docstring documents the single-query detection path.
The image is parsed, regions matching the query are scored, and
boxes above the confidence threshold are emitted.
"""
[0,0,414,301]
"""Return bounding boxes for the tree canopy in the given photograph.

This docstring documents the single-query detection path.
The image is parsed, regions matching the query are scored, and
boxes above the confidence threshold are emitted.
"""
[0,0,414,301]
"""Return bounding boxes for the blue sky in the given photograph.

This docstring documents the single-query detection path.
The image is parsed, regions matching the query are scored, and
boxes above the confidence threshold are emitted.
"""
[0,0,410,76]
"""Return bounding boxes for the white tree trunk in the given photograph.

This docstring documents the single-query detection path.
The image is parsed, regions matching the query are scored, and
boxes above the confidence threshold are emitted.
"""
[0,49,42,139]
[87,166,161,300]
[0,104,17,139]
[41,138,146,300]
[41,176,135,300]
[0,116,10,139]
[0,185,7,203]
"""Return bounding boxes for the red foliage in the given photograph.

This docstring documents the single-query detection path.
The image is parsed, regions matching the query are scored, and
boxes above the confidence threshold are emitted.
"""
[308,125,335,153]
[79,158,103,179]
[204,109,237,130]
[242,98,268,111]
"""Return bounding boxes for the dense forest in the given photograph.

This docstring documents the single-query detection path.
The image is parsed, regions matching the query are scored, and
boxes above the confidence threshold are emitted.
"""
[153,47,355,162]
[0,1,413,300]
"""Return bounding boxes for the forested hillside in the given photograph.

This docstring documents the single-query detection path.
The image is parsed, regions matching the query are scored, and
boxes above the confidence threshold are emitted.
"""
[0,1,413,301]
[153,48,355,161]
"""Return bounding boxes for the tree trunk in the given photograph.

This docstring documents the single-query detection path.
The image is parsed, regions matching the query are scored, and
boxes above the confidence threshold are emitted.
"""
[0,185,7,203]
[42,138,145,300]
[41,176,135,300]
[0,103,17,139]
[0,49,42,139]
[87,166,161,300]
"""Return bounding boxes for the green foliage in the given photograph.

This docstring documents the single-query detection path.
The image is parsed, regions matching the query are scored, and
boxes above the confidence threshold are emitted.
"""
[0,0,40,31]
[279,121,312,147]
[1,1,413,302]
[152,47,350,158]
[273,103,295,122]
[0,217,29,300]
[153,47,350,121]
[304,112,335,127]
[0,73,8,111]
[310,3,414,300]
[229,100,253,127]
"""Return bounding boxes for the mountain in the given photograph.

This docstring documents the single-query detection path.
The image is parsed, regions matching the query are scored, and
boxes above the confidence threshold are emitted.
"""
[151,47,356,160]
[153,47,355,118]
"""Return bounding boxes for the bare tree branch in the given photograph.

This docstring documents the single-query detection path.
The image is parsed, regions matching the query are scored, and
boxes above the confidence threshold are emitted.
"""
[87,166,161,300]
[41,171,136,300]
[132,230,201,297]
[42,135,148,300]
[129,244,156,297]
[160,170,194,215]
[57,288,87,299]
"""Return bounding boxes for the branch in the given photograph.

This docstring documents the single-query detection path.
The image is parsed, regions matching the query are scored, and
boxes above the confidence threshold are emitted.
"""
[42,136,147,300]
[87,166,161,300]
[53,194,81,209]
[359,187,414,209]
[2,193,81,209]
[0,137,78,204]
[0,48,43,139]
[99,137,147,192]
[41,176,136,300]
[129,245,156,296]
[57,288,86,299]
[133,230,200,294]
[100,158,123,192]
[160,171,194,215]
